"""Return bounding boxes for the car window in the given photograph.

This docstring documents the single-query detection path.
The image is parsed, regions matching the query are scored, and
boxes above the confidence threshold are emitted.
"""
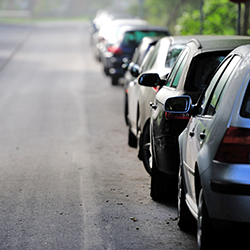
[171,51,189,87]
[165,48,188,87]
[240,83,250,118]
[122,30,168,47]
[141,45,158,71]
[200,55,241,116]
[143,43,160,71]
[165,45,185,68]
[197,57,231,115]
[184,52,226,92]
[137,43,155,66]
[131,47,140,63]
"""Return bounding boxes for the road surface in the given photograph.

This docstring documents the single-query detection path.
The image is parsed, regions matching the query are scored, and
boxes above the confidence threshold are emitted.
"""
[0,21,197,250]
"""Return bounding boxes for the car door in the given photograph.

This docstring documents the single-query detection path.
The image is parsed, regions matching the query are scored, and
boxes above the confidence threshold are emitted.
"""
[183,55,242,205]
[128,45,158,134]
[151,48,189,174]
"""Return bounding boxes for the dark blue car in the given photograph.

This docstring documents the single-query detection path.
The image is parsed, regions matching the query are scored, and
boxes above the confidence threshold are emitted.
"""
[101,25,170,85]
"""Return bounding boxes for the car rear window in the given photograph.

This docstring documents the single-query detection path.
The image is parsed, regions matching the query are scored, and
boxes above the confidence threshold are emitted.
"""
[184,52,228,92]
[122,30,168,47]
[240,83,250,118]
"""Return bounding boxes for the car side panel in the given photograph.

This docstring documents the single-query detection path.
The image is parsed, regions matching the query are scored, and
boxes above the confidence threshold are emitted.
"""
[151,87,187,176]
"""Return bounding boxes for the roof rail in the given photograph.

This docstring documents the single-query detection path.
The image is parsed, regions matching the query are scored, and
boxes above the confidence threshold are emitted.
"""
[189,38,202,49]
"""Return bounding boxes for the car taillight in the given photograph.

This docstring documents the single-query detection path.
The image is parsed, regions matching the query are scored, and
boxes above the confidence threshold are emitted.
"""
[214,127,250,164]
[153,86,161,92]
[165,112,190,120]
[107,45,123,55]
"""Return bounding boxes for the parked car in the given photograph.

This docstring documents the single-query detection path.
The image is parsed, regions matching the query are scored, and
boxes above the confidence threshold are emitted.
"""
[94,18,148,63]
[165,44,250,250]
[90,9,117,50]
[138,36,250,201]
[102,25,170,85]
[123,36,159,125]
[126,36,190,173]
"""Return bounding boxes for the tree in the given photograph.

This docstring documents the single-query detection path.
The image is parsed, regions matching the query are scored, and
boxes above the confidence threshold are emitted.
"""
[127,0,197,33]
[243,1,250,35]
[176,0,237,35]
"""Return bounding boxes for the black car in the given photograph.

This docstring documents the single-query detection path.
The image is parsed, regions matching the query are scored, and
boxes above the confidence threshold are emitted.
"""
[102,25,170,85]
[138,36,250,201]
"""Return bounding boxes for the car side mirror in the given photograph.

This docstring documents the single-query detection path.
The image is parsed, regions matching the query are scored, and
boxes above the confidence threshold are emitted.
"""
[138,73,165,87]
[164,95,192,113]
[130,63,140,77]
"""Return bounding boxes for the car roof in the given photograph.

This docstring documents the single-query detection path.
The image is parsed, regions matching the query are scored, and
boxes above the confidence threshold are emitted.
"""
[188,35,250,51]
[228,43,250,56]
[118,24,170,34]
[102,18,148,27]
[159,36,197,46]
[139,36,159,45]
[132,37,159,65]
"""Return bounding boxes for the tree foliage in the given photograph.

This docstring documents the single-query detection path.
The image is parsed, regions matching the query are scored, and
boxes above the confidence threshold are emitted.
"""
[131,0,241,35]
[176,0,237,35]
[142,0,198,33]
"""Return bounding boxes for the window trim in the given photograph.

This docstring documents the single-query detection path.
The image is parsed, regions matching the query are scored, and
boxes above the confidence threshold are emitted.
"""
[200,55,241,117]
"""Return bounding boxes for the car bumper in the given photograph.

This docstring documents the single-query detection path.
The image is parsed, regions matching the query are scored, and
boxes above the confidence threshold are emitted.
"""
[202,161,250,223]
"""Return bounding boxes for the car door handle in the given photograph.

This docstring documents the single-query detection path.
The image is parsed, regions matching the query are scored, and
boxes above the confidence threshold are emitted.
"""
[200,131,206,140]
[189,131,195,137]
[150,102,157,110]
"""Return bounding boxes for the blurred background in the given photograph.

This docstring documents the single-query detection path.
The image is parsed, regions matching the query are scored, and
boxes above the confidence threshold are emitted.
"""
[0,0,249,36]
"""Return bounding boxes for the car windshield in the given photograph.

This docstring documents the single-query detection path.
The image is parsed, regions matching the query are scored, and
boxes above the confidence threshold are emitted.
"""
[240,83,250,118]
[184,52,228,92]
[122,30,167,47]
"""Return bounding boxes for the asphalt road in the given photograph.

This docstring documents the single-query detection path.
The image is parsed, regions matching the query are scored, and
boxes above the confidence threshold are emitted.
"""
[0,21,197,250]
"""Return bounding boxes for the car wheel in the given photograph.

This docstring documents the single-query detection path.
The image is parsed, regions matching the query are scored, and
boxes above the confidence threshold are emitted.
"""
[104,65,109,76]
[128,127,137,148]
[150,157,174,201]
[140,122,153,176]
[177,167,195,230]
[197,188,213,250]
[111,76,119,85]
[124,91,129,125]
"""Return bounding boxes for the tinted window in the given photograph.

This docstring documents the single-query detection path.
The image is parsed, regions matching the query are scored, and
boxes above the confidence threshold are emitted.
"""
[185,52,227,92]
[165,45,185,68]
[198,57,231,114]
[165,48,188,87]
[206,56,241,116]
[241,83,250,118]
[171,52,188,87]
[122,31,168,47]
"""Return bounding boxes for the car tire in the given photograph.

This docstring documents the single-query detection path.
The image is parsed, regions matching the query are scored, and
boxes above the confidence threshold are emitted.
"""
[197,188,213,250]
[150,158,175,201]
[128,127,137,148]
[124,91,129,126]
[111,76,119,85]
[104,65,109,76]
[177,167,195,230]
[139,122,153,176]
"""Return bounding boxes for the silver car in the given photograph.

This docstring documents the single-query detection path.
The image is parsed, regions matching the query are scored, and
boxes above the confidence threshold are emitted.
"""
[165,45,250,249]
